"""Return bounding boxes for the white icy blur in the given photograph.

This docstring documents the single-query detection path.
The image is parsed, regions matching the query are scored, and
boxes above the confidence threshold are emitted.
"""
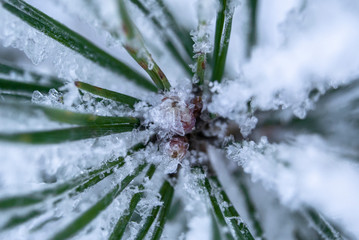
[209,0,359,135]
[227,135,359,238]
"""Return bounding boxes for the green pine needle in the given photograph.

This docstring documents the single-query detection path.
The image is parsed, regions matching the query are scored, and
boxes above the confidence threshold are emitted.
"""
[210,176,255,240]
[1,209,44,230]
[41,107,140,126]
[195,167,255,240]
[0,78,60,93]
[118,0,171,91]
[238,177,265,239]
[155,0,193,58]
[304,208,343,240]
[129,0,192,75]
[201,172,235,240]
[246,0,258,58]
[2,102,140,126]
[0,124,137,144]
[211,0,236,83]
[150,180,174,240]
[75,81,141,108]
[0,61,63,87]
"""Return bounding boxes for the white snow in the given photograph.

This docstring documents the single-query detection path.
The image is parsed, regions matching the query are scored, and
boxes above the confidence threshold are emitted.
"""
[209,0,359,132]
[227,135,359,238]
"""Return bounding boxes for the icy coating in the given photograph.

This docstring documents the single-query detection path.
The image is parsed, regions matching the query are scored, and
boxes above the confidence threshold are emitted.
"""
[145,91,196,137]
[1,0,359,239]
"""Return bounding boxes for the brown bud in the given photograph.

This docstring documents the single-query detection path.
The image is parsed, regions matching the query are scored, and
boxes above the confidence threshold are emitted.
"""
[167,136,189,159]
[160,96,196,135]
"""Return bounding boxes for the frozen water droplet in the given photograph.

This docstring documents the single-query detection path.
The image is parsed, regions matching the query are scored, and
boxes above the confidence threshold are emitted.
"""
[148,60,154,70]
[31,90,44,103]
